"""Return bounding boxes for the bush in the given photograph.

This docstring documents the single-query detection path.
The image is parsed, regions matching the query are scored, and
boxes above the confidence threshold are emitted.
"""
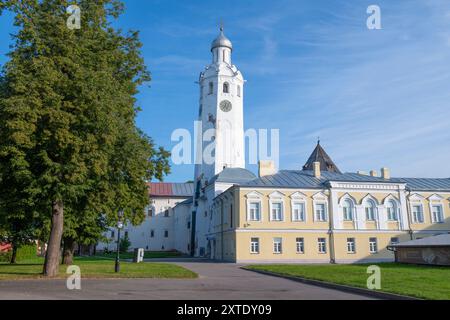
[119,234,131,253]
[16,245,37,261]
[0,251,12,263]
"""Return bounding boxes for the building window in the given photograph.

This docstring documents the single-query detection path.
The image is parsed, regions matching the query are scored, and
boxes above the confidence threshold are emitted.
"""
[187,221,191,229]
[124,231,129,238]
[431,205,444,223]
[223,82,229,93]
[315,203,327,222]
[318,238,327,254]
[296,238,305,254]
[209,82,213,95]
[390,237,399,245]
[412,205,424,223]
[347,238,356,253]
[150,230,155,238]
[250,238,260,254]
[365,200,376,221]
[237,85,241,97]
[273,238,282,254]
[164,230,169,238]
[249,202,261,221]
[369,238,378,253]
[148,207,154,217]
[343,199,354,221]
[387,200,398,221]
[204,211,208,218]
[271,202,283,221]
[110,231,115,238]
[292,202,305,222]
[164,208,170,217]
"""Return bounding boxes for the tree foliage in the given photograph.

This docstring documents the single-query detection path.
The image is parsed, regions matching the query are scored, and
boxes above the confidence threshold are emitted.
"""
[0,0,170,273]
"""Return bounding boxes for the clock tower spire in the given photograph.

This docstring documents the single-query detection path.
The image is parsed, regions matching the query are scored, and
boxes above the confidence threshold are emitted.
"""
[195,27,245,182]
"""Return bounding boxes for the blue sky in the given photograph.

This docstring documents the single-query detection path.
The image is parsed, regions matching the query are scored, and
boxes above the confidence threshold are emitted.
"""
[1,0,450,182]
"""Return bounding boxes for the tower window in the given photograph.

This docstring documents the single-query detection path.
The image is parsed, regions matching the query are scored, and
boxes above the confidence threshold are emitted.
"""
[209,82,214,95]
[223,82,229,94]
[237,85,241,97]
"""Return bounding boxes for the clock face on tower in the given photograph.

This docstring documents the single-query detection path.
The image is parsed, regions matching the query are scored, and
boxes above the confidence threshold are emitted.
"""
[220,100,233,113]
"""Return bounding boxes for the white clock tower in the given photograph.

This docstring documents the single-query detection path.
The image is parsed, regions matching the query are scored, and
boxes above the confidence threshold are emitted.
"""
[195,27,245,183]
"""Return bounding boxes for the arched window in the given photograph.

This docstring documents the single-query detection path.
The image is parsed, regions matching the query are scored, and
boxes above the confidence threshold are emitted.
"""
[386,200,398,221]
[365,200,376,221]
[223,49,226,62]
[343,199,354,221]
[237,85,241,97]
[223,82,229,94]
[209,82,214,95]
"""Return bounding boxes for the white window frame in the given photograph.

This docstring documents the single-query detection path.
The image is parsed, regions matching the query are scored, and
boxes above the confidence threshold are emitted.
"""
[314,203,327,222]
[271,202,284,221]
[313,192,328,222]
[347,238,356,254]
[273,237,283,254]
[365,200,377,221]
[248,202,261,222]
[246,191,264,222]
[318,238,327,254]
[290,192,308,222]
[296,237,305,254]
[386,199,399,221]
[342,198,355,221]
[250,238,260,254]
[269,192,285,222]
[428,194,445,224]
[369,237,378,254]
[412,204,424,223]
[292,202,306,222]
[431,204,444,223]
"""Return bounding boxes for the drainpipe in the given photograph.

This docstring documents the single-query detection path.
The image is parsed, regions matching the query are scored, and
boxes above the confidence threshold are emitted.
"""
[405,187,414,240]
[327,188,336,264]
[221,199,224,261]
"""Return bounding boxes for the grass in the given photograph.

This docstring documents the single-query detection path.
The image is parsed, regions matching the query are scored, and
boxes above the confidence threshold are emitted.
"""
[0,256,197,281]
[246,263,450,300]
[96,250,183,260]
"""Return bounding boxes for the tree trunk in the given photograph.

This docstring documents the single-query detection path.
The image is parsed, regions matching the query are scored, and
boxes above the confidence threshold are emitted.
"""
[62,237,75,265]
[10,245,17,264]
[43,200,64,277]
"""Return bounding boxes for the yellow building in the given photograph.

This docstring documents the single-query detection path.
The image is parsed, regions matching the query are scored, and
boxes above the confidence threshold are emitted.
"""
[204,142,450,263]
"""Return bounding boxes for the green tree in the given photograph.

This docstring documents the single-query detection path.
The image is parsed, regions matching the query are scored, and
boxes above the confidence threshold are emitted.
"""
[0,0,170,275]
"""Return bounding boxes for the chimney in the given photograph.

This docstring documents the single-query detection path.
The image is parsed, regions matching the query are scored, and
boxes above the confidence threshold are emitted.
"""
[370,170,378,177]
[313,161,321,179]
[258,160,277,177]
[381,167,390,180]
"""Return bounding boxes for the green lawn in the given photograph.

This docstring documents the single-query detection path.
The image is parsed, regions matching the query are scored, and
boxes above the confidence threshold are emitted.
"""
[246,263,450,300]
[0,256,197,281]
[96,250,183,260]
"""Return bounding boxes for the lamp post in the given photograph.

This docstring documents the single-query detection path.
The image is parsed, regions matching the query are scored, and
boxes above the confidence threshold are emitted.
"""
[115,209,124,273]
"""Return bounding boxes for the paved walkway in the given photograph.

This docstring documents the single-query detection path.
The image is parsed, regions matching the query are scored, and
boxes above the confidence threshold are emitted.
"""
[0,261,374,300]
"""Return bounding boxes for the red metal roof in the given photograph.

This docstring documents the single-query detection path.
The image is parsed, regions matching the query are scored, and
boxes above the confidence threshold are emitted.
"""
[147,182,194,197]
[148,182,173,197]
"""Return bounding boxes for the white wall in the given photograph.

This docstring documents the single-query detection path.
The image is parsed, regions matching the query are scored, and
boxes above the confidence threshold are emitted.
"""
[97,196,189,252]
